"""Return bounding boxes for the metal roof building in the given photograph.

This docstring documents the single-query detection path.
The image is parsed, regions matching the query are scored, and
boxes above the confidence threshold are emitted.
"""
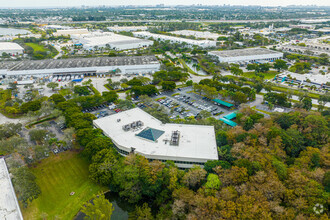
[0,42,24,55]
[107,26,149,32]
[93,108,218,168]
[71,32,153,51]
[133,31,217,48]
[209,48,283,63]
[0,56,160,76]
[170,30,229,40]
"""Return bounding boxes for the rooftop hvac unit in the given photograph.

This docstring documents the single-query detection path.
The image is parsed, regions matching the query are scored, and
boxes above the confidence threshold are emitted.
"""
[130,121,137,128]
[136,120,144,127]
[122,124,130,131]
[170,130,180,146]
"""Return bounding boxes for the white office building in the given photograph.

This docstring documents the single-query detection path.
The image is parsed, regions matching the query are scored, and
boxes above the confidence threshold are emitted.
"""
[209,48,283,63]
[170,30,228,40]
[0,158,24,220]
[93,108,218,168]
[107,26,149,32]
[71,32,153,51]
[0,42,24,56]
[53,28,89,37]
[133,31,217,48]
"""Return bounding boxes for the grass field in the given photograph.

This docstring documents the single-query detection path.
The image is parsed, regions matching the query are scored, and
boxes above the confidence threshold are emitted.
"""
[22,151,105,220]
[25,43,47,52]
[242,71,278,80]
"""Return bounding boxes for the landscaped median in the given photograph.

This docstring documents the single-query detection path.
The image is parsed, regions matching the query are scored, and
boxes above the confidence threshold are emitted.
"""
[21,151,106,220]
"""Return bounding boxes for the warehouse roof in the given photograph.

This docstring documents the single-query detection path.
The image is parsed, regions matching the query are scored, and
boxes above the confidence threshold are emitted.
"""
[0,42,24,51]
[73,32,153,48]
[93,108,218,162]
[170,30,228,40]
[0,56,159,71]
[209,48,281,58]
[0,158,23,220]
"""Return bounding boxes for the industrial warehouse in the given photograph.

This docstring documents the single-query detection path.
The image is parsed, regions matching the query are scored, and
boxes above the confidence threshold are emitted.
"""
[0,42,24,56]
[133,31,217,48]
[170,30,228,40]
[93,108,218,168]
[209,48,284,63]
[107,26,149,32]
[0,55,160,77]
[71,32,154,51]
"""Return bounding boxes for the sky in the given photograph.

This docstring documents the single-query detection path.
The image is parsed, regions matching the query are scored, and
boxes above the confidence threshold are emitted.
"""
[1,0,330,8]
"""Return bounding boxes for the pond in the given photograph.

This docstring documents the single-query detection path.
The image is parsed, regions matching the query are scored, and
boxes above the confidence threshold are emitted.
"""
[74,191,135,220]
[0,27,31,36]
[185,59,208,76]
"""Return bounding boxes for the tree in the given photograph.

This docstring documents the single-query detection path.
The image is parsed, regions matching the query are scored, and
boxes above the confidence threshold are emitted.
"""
[186,80,193,87]
[301,97,312,111]
[204,173,222,195]
[231,91,247,105]
[11,166,41,207]
[259,63,271,73]
[21,100,42,113]
[47,82,59,91]
[74,86,90,96]
[84,137,113,159]
[182,165,207,190]
[273,59,288,72]
[81,194,114,220]
[0,123,22,139]
[161,81,176,91]
[49,94,66,104]
[230,66,243,76]
[197,110,211,119]
[29,129,48,144]
[117,100,134,110]
[102,91,118,103]
[131,203,154,220]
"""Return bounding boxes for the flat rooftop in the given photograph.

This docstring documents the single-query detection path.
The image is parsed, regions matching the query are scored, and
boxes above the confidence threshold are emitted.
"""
[93,108,218,162]
[0,158,23,220]
[0,42,24,51]
[170,30,228,39]
[134,31,216,45]
[73,32,152,47]
[108,26,148,31]
[210,48,281,58]
[0,56,159,71]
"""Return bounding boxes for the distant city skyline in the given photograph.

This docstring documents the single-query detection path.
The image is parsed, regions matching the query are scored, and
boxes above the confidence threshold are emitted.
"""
[1,0,330,8]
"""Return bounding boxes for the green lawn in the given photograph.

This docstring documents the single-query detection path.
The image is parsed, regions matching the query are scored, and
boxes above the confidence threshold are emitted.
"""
[22,151,106,220]
[25,43,47,52]
[242,71,278,80]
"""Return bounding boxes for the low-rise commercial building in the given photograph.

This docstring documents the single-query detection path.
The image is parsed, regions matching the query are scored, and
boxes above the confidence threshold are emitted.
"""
[107,26,149,32]
[0,158,24,220]
[53,28,89,37]
[0,56,160,77]
[170,30,228,40]
[0,42,24,55]
[209,48,283,63]
[93,108,218,168]
[133,31,217,48]
[71,32,153,51]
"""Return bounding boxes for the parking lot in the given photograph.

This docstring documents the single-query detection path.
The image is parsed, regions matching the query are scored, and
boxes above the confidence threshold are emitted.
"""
[82,103,116,119]
[152,87,235,120]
